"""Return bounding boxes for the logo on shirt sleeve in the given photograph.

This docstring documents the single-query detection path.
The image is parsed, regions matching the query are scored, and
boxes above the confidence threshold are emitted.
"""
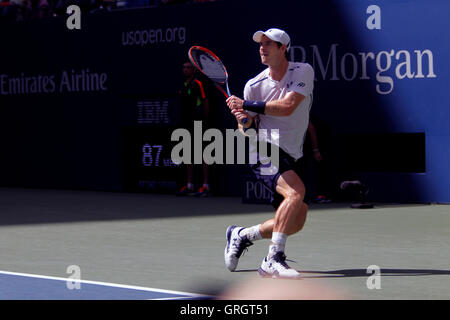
[286,80,305,89]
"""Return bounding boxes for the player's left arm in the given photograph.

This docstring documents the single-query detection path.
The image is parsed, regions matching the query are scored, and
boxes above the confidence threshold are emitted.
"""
[227,91,304,117]
[264,91,305,116]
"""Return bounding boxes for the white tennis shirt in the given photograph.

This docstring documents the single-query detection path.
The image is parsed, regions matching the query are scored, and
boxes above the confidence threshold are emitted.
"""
[244,61,315,160]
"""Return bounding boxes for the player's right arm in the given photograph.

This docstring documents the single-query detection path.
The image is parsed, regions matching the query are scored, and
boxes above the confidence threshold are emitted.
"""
[231,108,254,132]
[227,82,255,134]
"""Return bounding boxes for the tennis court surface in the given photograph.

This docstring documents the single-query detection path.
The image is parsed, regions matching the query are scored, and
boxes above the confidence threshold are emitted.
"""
[0,188,448,300]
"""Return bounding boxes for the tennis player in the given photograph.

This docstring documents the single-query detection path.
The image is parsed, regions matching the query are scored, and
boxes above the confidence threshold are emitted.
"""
[224,28,314,278]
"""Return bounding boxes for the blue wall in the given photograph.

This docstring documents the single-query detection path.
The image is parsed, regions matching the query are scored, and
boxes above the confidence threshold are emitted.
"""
[0,0,449,203]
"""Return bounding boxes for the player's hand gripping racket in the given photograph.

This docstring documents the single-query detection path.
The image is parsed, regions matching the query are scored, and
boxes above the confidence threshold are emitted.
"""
[188,46,248,124]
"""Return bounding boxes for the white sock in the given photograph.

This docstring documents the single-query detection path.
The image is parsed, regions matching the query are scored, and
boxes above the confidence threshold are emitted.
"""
[268,232,287,259]
[238,224,262,241]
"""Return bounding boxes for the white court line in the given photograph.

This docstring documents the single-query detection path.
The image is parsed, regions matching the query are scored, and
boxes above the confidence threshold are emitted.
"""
[0,270,208,299]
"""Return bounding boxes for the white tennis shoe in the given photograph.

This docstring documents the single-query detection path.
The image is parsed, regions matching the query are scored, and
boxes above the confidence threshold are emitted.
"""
[258,252,301,279]
[224,225,253,271]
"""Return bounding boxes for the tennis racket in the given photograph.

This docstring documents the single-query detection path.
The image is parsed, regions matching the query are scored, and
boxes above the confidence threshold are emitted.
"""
[188,46,248,124]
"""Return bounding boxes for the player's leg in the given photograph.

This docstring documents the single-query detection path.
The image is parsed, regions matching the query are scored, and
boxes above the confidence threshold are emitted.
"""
[225,146,306,273]
[196,163,210,197]
[258,169,307,278]
[272,169,308,235]
[224,171,307,272]
[248,168,308,238]
[187,164,194,188]
[177,164,195,195]
[177,125,196,196]
[258,200,308,238]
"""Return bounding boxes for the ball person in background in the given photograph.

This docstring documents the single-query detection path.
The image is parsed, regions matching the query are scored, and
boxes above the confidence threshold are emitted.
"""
[225,28,314,278]
[177,59,211,197]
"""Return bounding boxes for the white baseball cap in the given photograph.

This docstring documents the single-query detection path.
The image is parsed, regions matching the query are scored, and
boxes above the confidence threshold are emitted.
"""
[253,28,291,51]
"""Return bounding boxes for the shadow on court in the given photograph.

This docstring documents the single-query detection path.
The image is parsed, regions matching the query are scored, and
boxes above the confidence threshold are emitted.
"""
[0,187,434,227]
[234,268,450,278]
[301,268,450,278]
[0,187,276,226]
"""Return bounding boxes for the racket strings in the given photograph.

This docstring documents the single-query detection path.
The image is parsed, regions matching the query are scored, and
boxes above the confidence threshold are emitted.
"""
[190,50,227,83]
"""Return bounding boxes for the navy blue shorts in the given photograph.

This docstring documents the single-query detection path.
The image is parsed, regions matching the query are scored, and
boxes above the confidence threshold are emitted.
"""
[250,144,308,209]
